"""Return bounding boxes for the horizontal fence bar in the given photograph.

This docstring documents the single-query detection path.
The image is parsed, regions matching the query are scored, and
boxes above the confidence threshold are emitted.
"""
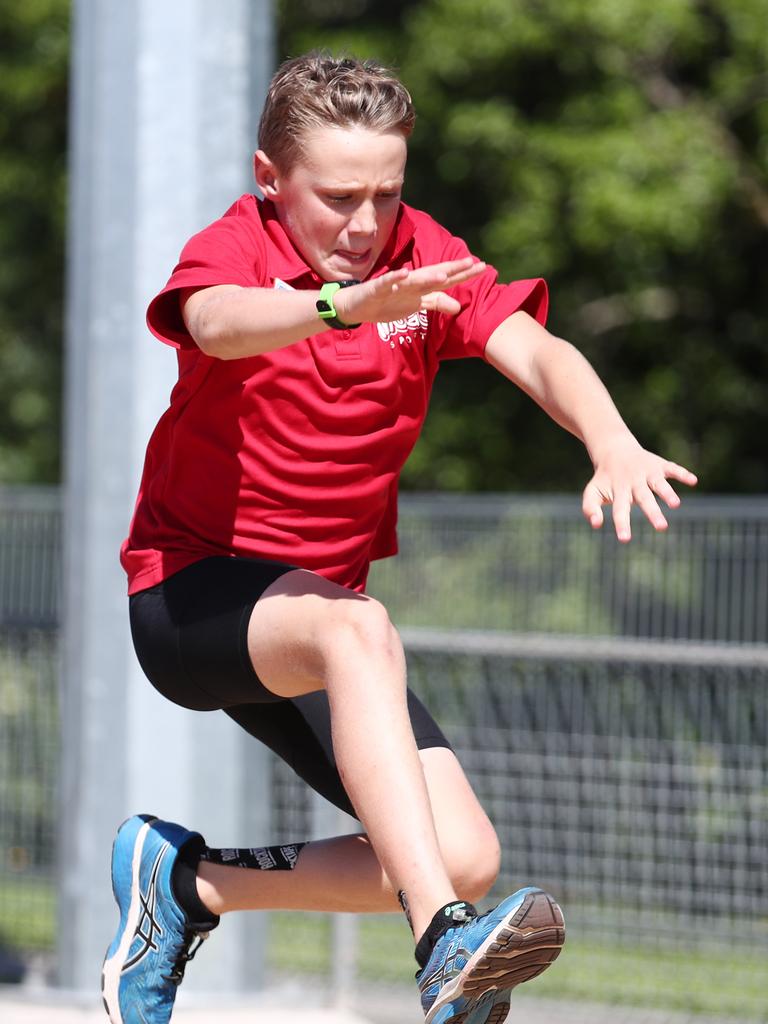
[400,627,768,667]
[400,492,768,521]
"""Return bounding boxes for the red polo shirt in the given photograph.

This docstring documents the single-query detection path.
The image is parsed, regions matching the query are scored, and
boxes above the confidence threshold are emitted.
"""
[121,195,548,595]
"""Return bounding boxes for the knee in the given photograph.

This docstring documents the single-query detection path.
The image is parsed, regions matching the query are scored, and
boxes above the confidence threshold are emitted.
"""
[325,595,402,667]
[445,819,502,905]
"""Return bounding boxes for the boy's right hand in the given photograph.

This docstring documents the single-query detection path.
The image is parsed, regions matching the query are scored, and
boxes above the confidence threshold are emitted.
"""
[334,257,486,325]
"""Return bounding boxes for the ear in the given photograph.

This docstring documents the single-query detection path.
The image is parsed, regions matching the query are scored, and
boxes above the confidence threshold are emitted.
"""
[254,149,281,200]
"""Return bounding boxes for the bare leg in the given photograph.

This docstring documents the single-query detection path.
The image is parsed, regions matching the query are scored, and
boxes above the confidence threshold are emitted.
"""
[196,747,500,917]
[240,570,453,939]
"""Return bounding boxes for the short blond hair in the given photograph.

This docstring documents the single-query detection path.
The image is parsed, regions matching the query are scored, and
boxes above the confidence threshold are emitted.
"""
[259,52,416,172]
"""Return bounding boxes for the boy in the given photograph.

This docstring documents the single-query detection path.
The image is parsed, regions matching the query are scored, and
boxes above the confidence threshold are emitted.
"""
[102,53,696,1024]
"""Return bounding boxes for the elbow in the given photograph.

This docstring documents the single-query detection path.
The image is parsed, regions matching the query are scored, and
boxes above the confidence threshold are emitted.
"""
[194,329,234,360]
[182,288,244,360]
[189,310,238,361]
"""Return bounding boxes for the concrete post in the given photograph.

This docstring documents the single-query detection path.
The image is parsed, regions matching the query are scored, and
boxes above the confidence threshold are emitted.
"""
[59,0,274,997]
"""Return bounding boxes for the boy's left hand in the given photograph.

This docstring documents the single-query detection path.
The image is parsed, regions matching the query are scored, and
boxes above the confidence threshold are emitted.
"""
[582,437,698,542]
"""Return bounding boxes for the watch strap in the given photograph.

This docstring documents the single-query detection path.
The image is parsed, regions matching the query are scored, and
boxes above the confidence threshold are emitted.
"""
[316,280,361,329]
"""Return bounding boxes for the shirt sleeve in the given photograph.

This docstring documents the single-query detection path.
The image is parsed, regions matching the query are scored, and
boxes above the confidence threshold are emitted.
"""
[428,232,549,362]
[146,200,268,349]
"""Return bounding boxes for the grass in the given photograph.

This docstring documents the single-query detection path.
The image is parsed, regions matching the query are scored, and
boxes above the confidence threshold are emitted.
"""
[3,882,764,1020]
[0,875,56,951]
[533,939,766,1018]
[269,912,767,1021]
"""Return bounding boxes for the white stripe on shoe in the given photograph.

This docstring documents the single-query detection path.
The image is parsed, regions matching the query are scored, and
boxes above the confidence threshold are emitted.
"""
[101,817,157,1024]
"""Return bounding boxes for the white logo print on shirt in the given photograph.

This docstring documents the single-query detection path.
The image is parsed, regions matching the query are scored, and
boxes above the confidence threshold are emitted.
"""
[377,310,429,349]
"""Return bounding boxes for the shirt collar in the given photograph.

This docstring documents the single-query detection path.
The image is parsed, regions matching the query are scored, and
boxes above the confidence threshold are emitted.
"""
[257,196,417,285]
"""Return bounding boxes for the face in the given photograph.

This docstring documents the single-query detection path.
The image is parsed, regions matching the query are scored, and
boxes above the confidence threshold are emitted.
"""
[255,126,407,282]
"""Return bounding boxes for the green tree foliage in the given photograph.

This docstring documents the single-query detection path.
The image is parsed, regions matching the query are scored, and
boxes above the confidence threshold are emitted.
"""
[0,1,68,483]
[0,2,765,490]
[280,0,768,492]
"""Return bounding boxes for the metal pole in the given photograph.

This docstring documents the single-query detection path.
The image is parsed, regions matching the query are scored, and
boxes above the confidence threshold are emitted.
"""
[310,792,362,1006]
[60,0,273,996]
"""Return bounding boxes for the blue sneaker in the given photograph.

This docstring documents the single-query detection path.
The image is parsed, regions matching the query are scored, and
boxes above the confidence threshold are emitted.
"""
[101,814,217,1024]
[418,887,565,1023]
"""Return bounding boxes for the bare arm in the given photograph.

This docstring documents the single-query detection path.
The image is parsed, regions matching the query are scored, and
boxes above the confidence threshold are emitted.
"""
[485,310,697,541]
[181,284,332,360]
[181,258,486,361]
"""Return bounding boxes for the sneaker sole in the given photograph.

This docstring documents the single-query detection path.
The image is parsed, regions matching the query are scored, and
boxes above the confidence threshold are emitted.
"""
[462,993,511,1024]
[424,889,565,1024]
[485,1001,511,1024]
[101,815,159,1024]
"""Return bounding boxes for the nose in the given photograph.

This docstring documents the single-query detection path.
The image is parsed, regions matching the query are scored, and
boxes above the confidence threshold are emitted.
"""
[349,199,376,238]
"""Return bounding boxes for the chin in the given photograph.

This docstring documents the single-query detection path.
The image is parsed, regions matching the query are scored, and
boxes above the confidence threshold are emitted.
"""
[326,254,377,281]
[338,263,375,281]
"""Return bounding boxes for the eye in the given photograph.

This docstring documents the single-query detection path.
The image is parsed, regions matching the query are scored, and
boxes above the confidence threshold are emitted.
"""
[326,194,352,203]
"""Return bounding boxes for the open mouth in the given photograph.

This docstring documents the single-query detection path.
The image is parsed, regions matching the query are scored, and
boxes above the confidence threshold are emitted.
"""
[335,248,372,265]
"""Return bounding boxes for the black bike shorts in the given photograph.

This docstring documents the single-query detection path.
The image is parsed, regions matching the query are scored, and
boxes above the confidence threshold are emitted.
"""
[129,556,452,817]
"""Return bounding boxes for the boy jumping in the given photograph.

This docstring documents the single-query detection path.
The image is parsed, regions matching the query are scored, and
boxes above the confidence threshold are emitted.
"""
[102,53,696,1024]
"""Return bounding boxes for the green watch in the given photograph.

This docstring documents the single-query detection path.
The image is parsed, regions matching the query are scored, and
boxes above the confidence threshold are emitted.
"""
[316,280,361,329]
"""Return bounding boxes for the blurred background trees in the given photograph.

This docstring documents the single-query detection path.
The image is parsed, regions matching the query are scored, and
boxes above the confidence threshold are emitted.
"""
[281,0,768,492]
[1,0,766,491]
[0,2,68,483]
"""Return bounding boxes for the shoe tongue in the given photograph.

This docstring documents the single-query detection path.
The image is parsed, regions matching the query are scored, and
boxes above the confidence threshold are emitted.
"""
[415,900,479,968]
[442,901,477,925]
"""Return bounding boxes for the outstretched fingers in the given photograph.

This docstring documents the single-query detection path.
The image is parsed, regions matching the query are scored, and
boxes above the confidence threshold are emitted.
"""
[628,482,669,538]
[388,257,485,294]
[344,257,485,323]
[440,258,487,288]
[581,485,606,531]
[583,480,663,543]
[583,452,698,542]
[660,461,698,490]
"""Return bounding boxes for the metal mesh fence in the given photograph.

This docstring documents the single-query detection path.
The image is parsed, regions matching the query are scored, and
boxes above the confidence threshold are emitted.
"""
[0,489,766,1021]
[0,488,60,631]
[370,494,768,643]
[409,635,767,944]
[0,489,60,979]
[0,629,59,955]
[266,637,767,1022]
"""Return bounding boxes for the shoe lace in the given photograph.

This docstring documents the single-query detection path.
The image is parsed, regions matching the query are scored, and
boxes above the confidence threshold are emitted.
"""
[163,927,210,985]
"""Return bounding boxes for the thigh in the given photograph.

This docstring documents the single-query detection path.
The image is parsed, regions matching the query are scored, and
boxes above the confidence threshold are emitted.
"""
[245,567,389,699]
[227,688,453,819]
[129,555,298,711]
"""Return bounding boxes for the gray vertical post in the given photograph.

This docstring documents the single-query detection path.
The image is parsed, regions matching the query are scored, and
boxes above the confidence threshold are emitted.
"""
[310,793,361,1005]
[59,0,274,997]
